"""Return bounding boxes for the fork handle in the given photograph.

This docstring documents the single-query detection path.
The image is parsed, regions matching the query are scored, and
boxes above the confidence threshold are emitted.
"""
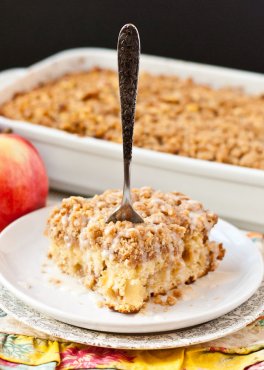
[118,24,140,163]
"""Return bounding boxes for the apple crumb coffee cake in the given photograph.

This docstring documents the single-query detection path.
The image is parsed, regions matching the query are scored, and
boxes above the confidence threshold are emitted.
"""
[1,68,264,169]
[45,187,225,313]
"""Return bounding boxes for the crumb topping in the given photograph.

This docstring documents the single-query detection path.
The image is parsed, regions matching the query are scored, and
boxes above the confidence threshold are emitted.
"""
[46,187,217,266]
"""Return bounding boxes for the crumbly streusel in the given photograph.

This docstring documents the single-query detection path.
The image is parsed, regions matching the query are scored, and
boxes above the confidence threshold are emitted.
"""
[1,68,264,169]
[47,187,217,265]
[46,187,224,313]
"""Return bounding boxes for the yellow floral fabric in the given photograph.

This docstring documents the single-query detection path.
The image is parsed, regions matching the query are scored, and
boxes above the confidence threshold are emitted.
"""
[0,325,264,369]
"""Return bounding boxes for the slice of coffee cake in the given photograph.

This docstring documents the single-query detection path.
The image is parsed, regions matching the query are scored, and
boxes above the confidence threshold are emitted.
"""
[46,187,224,313]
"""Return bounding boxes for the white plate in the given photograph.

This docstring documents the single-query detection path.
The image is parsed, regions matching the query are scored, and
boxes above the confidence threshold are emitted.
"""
[0,207,263,334]
[0,49,264,232]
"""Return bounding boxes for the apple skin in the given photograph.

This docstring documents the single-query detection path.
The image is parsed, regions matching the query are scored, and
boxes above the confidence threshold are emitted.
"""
[0,133,49,231]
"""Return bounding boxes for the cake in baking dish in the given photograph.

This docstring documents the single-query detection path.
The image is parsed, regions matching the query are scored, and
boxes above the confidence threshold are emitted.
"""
[1,68,264,169]
[45,187,225,313]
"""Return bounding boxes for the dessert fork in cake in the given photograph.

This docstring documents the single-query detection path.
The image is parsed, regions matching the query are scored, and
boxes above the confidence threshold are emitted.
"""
[46,25,224,314]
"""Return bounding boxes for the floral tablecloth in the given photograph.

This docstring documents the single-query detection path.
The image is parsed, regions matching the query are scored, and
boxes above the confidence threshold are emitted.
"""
[0,191,263,369]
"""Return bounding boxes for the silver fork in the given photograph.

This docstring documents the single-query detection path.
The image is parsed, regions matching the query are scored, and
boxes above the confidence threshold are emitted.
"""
[107,24,144,224]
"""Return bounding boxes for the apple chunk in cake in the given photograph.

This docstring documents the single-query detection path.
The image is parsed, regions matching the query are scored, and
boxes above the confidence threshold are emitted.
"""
[45,187,224,313]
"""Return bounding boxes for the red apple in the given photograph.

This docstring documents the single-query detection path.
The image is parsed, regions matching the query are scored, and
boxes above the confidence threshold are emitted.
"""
[0,133,48,231]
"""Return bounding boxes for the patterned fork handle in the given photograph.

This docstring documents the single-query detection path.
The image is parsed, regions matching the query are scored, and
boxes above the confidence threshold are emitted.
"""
[118,23,140,164]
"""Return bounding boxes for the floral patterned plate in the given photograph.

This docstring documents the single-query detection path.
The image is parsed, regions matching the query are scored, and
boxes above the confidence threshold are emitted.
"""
[0,283,263,350]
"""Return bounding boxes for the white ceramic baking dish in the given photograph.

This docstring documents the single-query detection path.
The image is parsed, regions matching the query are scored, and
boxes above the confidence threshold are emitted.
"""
[0,48,263,231]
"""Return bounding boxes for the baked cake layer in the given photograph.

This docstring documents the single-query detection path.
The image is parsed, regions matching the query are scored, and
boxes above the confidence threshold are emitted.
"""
[1,68,264,169]
[46,188,224,313]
